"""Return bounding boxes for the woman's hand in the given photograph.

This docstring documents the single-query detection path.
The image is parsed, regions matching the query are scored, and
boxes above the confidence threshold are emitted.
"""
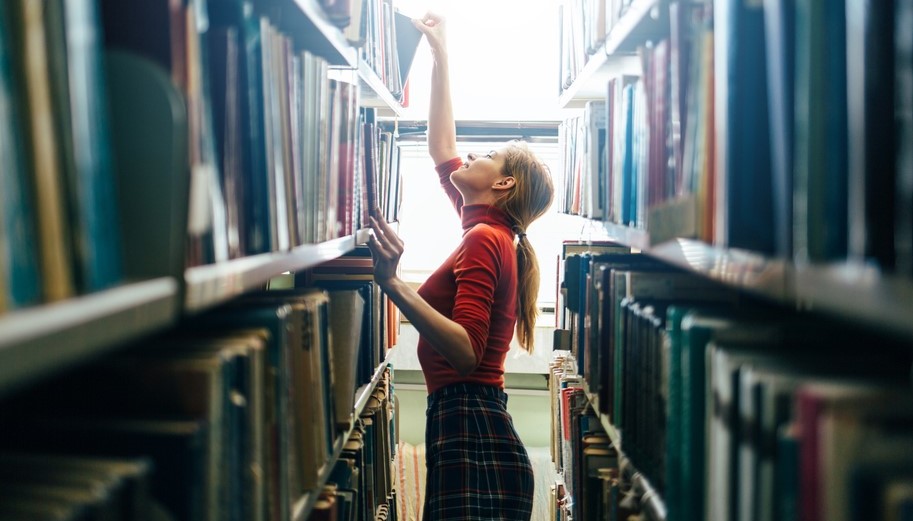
[413,12,447,54]
[366,214,404,287]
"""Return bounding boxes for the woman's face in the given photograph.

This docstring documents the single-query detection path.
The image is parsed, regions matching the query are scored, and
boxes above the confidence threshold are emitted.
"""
[450,147,510,199]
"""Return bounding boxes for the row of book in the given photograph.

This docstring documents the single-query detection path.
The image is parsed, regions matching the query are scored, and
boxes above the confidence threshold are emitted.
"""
[309,378,397,521]
[557,244,913,521]
[548,353,640,521]
[0,0,124,312]
[103,0,371,262]
[346,0,421,106]
[558,0,637,93]
[0,269,396,521]
[0,0,412,315]
[559,0,913,276]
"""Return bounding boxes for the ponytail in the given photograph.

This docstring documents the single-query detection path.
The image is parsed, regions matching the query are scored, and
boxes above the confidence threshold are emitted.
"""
[514,232,541,353]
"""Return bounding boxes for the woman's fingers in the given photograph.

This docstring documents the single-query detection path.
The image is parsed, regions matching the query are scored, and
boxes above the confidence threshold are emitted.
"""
[370,216,404,253]
[367,231,392,259]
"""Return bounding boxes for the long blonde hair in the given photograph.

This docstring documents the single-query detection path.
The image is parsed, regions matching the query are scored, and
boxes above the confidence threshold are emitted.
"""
[494,141,554,353]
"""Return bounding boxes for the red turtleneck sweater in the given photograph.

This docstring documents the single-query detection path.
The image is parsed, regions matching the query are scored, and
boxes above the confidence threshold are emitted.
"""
[417,157,518,394]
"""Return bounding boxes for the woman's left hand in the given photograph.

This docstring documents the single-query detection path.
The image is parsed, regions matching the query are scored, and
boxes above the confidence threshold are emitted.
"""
[366,214,404,287]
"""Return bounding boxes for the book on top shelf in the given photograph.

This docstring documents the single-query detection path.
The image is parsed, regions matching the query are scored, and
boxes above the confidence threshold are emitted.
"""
[13,0,76,302]
[0,0,41,311]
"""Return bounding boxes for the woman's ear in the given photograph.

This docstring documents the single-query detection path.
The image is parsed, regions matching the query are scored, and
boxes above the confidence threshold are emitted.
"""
[492,176,516,191]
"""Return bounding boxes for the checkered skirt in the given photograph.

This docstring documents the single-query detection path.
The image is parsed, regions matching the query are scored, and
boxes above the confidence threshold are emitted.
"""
[423,383,535,521]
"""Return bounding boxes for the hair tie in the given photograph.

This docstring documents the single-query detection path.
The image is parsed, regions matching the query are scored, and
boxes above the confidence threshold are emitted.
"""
[512,225,527,239]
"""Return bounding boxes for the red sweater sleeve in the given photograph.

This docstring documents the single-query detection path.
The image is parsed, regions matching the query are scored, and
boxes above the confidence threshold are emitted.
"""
[435,157,465,215]
[452,226,502,368]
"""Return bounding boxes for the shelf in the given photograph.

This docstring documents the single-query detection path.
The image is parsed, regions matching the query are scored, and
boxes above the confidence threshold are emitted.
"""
[0,278,180,397]
[184,234,358,313]
[573,221,913,340]
[357,61,405,117]
[597,220,652,250]
[578,376,666,521]
[558,0,666,109]
[793,262,913,341]
[604,0,666,55]
[287,0,358,67]
[355,227,373,245]
[327,63,405,117]
[581,386,622,449]
[649,239,790,301]
[292,351,393,521]
[558,53,642,109]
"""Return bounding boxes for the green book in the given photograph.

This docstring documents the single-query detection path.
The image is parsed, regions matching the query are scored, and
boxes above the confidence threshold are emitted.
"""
[678,311,781,521]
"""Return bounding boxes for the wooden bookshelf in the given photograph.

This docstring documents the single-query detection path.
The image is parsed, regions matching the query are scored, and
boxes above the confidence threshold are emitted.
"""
[184,234,359,313]
[558,0,666,109]
[292,349,394,521]
[0,278,179,398]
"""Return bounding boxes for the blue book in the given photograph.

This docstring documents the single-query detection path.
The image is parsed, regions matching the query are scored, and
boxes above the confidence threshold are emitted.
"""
[0,1,41,308]
[763,0,795,258]
[55,0,123,292]
[720,0,774,254]
[621,84,636,227]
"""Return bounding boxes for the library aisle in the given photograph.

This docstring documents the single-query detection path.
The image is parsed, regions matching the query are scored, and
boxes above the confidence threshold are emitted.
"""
[1,0,912,520]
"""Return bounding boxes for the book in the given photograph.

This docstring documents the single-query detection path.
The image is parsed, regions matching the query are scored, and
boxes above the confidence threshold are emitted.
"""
[104,49,190,282]
[48,0,123,292]
[0,0,41,310]
[796,381,913,521]
[1,417,209,521]
[792,0,848,262]
[846,0,897,269]
[208,24,246,259]
[327,288,367,430]
[393,9,423,102]
[715,0,774,254]
[0,452,155,521]
[12,0,76,302]
[101,0,228,267]
[896,0,913,276]
[763,0,795,258]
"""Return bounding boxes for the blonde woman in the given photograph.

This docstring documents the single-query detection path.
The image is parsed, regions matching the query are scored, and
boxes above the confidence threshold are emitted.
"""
[367,12,554,521]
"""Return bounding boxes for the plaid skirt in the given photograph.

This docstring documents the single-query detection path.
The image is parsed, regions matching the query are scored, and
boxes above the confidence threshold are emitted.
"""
[423,383,535,521]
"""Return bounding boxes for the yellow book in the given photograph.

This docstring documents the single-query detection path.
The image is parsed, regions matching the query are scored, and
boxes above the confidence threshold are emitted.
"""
[18,0,74,301]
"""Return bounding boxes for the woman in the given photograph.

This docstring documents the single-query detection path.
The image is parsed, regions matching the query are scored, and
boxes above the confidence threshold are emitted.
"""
[366,12,554,521]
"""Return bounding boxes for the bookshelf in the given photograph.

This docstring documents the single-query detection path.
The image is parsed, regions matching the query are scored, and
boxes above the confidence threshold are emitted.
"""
[579,378,667,520]
[292,351,394,521]
[0,278,179,398]
[184,234,361,313]
[555,0,913,519]
[285,0,359,67]
[577,228,913,341]
[558,0,665,109]
[354,61,407,117]
[0,0,405,518]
